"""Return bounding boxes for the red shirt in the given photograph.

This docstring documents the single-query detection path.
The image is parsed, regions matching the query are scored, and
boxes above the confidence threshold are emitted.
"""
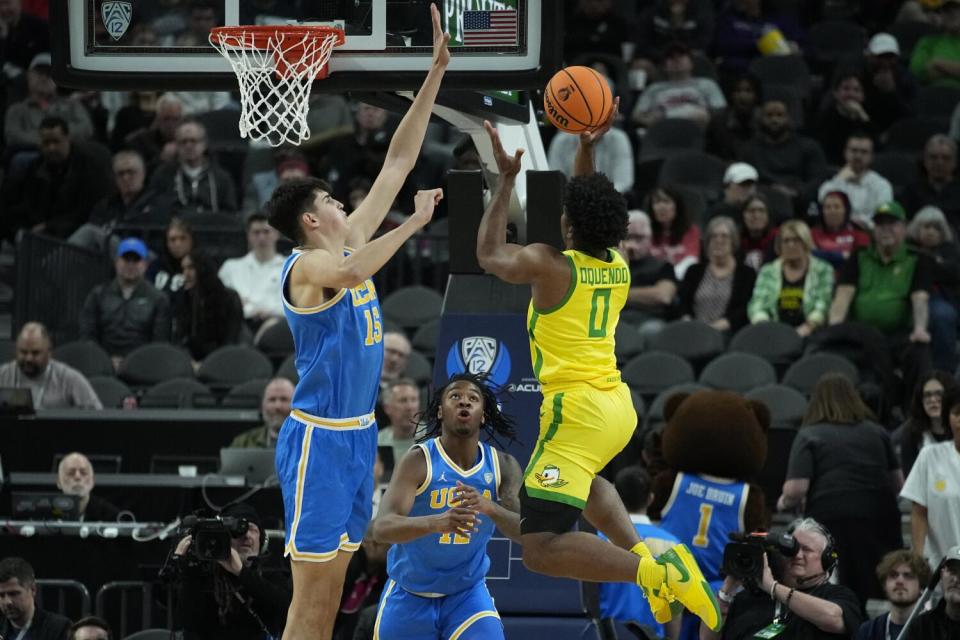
[811,226,870,261]
[651,225,702,267]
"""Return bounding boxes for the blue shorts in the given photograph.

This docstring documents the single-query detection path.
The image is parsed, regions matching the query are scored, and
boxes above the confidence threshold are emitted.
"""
[373,579,503,640]
[275,410,377,561]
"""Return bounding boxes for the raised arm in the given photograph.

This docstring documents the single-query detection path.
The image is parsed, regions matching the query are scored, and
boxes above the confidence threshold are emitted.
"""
[476,121,560,284]
[573,97,620,177]
[372,446,480,545]
[294,189,442,293]
[455,451,523,543]
[345,3,450,247]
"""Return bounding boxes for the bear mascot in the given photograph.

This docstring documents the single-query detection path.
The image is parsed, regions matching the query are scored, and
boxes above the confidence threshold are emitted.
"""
[649,390,771,581]
[648,390,771,638]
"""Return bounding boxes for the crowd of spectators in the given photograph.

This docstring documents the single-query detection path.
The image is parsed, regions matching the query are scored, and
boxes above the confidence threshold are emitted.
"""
[2,1,960,638]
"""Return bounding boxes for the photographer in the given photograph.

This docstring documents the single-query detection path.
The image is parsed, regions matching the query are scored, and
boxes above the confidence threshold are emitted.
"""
[703,518,862,640]
[171,503,291,640]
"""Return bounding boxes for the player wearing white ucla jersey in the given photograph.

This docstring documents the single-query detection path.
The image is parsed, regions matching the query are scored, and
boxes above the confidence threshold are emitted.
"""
[371,373,523,639]
[264,6,450,639]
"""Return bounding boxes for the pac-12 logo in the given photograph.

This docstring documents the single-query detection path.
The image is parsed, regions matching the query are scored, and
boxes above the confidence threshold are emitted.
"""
[446,336,511,388]
[101,1,132,41]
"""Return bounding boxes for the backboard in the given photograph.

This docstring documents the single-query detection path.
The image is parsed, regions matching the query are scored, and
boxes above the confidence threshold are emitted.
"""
[51,1,561,93]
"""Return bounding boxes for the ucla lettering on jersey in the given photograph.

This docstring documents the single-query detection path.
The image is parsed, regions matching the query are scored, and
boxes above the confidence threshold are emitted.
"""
[660,472,749,583]
[280,248,384,419]
[527,249,630,391]
[387,438,501,596]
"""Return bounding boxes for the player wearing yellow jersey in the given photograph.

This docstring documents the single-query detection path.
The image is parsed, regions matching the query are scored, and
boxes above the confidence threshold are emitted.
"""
[475,108,721,632]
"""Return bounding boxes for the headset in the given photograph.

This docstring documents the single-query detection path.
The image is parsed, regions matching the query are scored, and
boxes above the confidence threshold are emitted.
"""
[787,519,838,576]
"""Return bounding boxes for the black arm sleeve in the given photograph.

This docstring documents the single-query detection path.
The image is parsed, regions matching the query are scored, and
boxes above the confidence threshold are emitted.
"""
[837,250,861,287]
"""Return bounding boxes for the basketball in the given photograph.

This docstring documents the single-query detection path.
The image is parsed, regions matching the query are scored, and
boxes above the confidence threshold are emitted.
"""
[543,66,614,134]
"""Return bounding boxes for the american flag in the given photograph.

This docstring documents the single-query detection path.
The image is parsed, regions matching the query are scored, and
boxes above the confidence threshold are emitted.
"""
[462,9,518,46]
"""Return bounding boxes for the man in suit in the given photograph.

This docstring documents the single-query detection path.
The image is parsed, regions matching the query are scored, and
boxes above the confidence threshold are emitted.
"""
[0,556,72,640]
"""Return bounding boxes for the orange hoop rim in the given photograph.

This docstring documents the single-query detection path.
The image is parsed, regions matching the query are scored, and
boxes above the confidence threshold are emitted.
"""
[210,24,346,51]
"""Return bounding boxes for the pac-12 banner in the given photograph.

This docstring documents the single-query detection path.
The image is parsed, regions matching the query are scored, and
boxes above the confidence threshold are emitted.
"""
[432,313,541,470]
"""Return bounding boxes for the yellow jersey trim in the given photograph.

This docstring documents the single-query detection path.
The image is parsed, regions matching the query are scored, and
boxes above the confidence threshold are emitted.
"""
[281,250,347,315]
[435,438,485,477]
[491,446,502,501]
[449,611,501,640]
[414,444,432,496]
[372,579,395,639]
[290,409,376,430]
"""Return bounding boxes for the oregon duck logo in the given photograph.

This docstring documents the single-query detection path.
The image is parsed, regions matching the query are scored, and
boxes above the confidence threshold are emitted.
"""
[535,464,568,488]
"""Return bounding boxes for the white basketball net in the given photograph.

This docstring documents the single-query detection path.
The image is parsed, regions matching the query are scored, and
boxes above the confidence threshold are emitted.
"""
[209,28,342,147]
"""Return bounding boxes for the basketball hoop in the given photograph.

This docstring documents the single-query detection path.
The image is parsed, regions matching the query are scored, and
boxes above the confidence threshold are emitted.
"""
[209,25,345,147]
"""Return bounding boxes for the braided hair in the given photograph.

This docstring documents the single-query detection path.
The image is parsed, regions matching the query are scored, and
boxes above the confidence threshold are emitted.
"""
[417,372,518,448]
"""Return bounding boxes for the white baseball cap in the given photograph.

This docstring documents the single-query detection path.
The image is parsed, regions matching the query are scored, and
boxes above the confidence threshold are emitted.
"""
[867,33,900,57]
[723,162,759,185]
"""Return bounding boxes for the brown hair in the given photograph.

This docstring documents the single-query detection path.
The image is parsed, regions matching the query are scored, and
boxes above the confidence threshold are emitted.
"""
[875,549,931,586]
[802,373,875,426]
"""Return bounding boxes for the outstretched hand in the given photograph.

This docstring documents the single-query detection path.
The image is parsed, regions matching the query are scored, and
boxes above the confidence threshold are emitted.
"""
[483,120,525,179]
[430,3,451,68]
[411,188,444,228]
[579,96,620,146]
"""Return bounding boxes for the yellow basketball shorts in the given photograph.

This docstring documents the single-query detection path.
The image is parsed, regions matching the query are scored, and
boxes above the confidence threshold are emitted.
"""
[522,382,636,510]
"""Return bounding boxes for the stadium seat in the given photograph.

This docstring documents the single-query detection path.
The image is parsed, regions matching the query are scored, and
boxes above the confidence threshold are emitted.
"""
[871,152,919,192]
[277,353,299,384]
[405,350,434,384]
[699,352,777,393]
[254,318,294,361]
[140,378,215,409]
[502,617,601,640]
[630,387,646,420]
[729,322,804,367]
[674,186,707,226]
[197,345,274,388]
[221,378,269,409]
[746,384,809,429]
[88,376,133,409]
[918,84,960,123]
[614,323,645,363]
[412,317,441,358]
[757,185,795,224]
[53,340,115,378]
[748,55,811,94]
[381,285,444,329]
[118,343,194,387]
[885,117,945,153]
[888,20,940,58]
[622,351,695,396]
[806,20,867,67]
[638,118,705,160]
[782,353,859,395]
[122,631,174,640]
[657,152,726,202]
[648,320,725,368]
[691,52,718,80]
[644,382,709,429]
